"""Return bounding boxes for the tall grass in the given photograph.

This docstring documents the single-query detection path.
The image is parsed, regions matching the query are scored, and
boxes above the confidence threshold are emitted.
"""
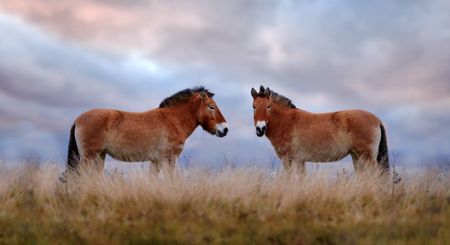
[0,163,449,244]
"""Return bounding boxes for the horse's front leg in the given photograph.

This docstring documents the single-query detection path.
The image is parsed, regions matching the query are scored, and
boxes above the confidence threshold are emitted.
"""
[150,160,162,174]
[297,161,306,175]
[150,155,177,175]
[281,156,293,171]
[167,155,177,170]
[282,156,305,175]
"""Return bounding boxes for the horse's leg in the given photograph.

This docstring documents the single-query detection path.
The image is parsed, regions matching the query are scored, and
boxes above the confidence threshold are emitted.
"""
[150,155,176,175]
[79,149,106,173]
[76,126,107,173]
[153,156,177,179]
[351,149,378,173]
[351,126,383,173]
[151,160,162,174]
[282,157,305,175]
[282,156,293,171]
[97,151,106,171]
[168,156,177,171]
[297,161,306,175]
[351,152,362,173]
[163,155,178,172]
[167,156,179,177]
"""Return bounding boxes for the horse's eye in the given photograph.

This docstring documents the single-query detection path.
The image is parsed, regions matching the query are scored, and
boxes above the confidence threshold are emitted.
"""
[252,105,256,109]
[267,105,271,109]
[208,105,215,110]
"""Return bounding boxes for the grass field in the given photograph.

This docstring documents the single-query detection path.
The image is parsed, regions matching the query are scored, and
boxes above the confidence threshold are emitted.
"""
[0,163,449,244]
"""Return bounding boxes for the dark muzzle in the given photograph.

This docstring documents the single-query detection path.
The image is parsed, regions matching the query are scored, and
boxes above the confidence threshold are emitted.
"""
[217,127,229,137]
[256,126,266,137]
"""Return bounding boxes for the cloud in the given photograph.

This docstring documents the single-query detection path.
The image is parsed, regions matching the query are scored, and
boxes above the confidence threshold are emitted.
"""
[0,1,450,165]
[4,0,448,106]
[0,121,62,161]
[0,12,262,163]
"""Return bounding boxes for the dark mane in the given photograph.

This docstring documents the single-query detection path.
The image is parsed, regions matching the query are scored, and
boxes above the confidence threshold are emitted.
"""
[159,86,214,108]
[271,91,296,109]
[254,86,296,109]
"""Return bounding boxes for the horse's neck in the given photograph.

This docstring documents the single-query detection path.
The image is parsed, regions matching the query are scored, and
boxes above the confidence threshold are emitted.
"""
[162,102,200,139]
[266,105,309,141]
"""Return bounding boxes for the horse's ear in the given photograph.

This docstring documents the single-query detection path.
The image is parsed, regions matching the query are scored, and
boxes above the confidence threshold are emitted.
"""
[259,85,265,94]
[207,91,215,98]
[251,88,257,98]
[264,87,271,98]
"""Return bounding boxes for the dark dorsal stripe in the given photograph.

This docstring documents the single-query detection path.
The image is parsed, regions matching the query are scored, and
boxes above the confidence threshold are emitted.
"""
[255,86,296,109]
[159,86,214,108]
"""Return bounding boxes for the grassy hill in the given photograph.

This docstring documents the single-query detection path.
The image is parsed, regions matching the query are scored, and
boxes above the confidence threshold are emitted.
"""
[0,164,449,244]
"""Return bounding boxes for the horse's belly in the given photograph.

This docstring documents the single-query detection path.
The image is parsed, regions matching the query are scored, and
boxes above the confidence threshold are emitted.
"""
[293,137,351,162]
[105,137,172,162]
[297,146,349,162]
[107,148,163,162]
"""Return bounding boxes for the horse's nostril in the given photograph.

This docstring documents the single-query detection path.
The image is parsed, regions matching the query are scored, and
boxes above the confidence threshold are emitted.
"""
[262,126,267,132]
[224,128,229,134]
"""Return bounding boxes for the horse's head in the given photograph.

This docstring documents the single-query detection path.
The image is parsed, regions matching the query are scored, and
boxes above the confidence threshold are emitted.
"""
[197,90,229,137]
[251,86,272,137]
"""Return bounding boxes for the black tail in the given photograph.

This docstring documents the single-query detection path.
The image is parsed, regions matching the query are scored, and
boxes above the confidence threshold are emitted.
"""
[67,124,80,170]
[377,124,389,172]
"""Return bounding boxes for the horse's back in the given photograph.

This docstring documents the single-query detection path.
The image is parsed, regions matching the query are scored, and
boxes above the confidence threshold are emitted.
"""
[75,108,163,129]
[75,108,120,124]
[336,109,381,134]
[312,109,380,126]
[287,109,382,162]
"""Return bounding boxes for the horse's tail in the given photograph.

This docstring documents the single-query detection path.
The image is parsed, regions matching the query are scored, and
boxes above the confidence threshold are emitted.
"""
[377,124,389,172]
[67,124,80,170]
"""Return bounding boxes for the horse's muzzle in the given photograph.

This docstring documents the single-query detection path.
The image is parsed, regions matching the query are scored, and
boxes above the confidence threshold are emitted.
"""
[216,123,229,137]
[256,126,266,137]
[216,127,228,137]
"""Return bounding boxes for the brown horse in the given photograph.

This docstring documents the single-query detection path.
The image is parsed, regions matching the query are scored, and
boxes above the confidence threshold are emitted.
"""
[65,87,228,174]
[251,86,389,173]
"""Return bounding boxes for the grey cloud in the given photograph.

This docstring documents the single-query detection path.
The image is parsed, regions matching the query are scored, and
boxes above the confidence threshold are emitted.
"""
[0,13,195,111]
[0,12,259,163]
[0,14,126,108]
[0,122,62,161]
[1,1,450,164]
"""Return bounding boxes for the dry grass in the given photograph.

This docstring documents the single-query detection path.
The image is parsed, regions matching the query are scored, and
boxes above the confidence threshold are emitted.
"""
[0,163,449,244]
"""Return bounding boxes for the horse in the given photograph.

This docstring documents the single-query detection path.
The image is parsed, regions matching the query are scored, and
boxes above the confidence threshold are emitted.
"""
[251,86,389,174]
[64,87,228,175]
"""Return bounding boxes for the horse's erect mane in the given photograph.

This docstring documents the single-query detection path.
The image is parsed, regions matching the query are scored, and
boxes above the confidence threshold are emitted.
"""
[159,86,214,108]
[271,91,296,109]
[255,86,296,109]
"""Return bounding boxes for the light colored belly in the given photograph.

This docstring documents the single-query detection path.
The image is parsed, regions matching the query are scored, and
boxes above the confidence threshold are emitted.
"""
[295,144,350,162]
[291,133,351,162]
[107,140,169,162]
[104,130,173,162]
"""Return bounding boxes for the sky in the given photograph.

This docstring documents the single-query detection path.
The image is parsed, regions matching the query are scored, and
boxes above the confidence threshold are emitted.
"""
[0,0,449,168]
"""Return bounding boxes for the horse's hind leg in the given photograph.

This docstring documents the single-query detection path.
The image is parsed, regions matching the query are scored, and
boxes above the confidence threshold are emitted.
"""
[351,152,364,173]
[351,150,378,174]
[79,149,106,173]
